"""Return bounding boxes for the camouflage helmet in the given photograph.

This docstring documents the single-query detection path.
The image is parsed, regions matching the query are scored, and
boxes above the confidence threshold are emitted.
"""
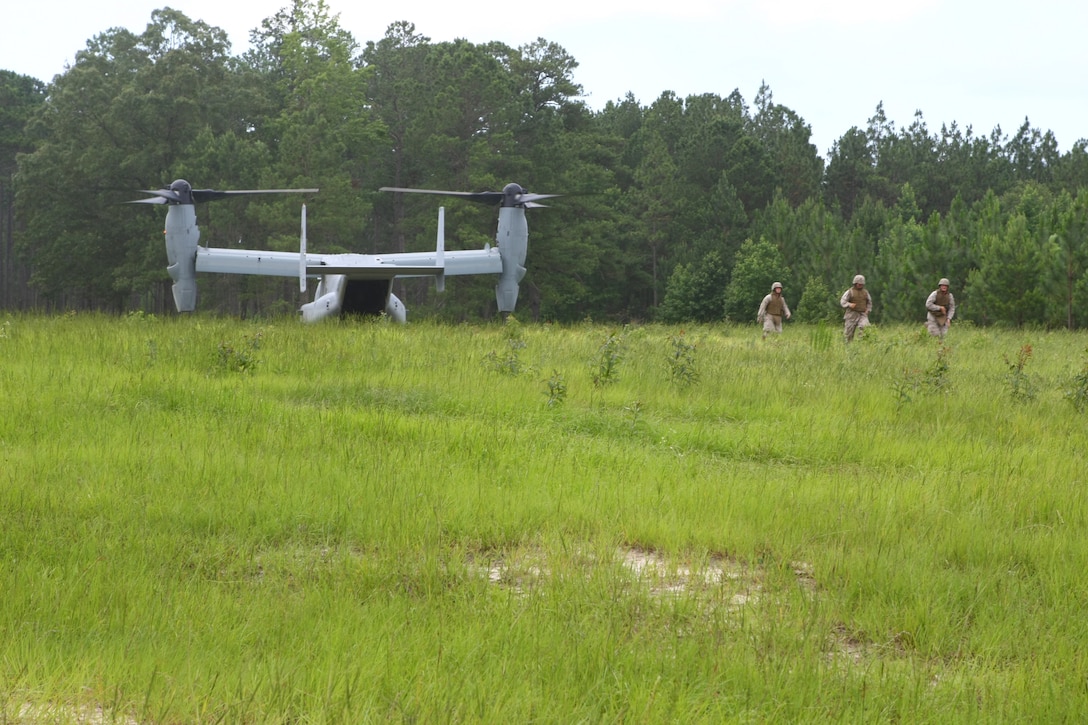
[853,274,866,286]
[771,281,782,292]
[939,278,950,287]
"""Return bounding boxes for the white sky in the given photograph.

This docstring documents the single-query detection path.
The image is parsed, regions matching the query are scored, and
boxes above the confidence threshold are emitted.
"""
[2,0,1086,157]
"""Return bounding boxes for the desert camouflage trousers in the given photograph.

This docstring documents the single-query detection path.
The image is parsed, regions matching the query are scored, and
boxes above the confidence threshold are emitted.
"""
[926,314,950,339]
[843,311,869,343]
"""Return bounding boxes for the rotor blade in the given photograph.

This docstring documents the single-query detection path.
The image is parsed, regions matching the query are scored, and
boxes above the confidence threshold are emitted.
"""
[516,193,562,204]
[379,187,505,205]
[192,188,319,203]
[128,189,183,204]
[128,187,318,205]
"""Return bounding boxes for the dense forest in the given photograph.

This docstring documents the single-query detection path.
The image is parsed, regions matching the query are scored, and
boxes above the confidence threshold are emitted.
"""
[3,0,1088,326]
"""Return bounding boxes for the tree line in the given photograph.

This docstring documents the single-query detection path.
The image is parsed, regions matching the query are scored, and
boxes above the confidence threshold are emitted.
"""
[2,0,1087,327]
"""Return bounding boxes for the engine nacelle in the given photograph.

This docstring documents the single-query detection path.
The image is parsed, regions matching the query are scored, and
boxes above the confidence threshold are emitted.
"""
[164,205,199,312]
[495,207,527,314]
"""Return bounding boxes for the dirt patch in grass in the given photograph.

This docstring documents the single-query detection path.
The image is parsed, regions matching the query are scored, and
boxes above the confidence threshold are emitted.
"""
[13,702,138,724]
[472,544,815,608]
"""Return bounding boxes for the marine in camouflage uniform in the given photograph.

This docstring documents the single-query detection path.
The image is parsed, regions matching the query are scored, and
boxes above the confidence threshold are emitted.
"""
[757,281,791,338]
[840,274,871,343]
[925,278,955,339]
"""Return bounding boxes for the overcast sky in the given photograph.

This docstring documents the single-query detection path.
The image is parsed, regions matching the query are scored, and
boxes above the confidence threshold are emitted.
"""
[3,0,1086,158]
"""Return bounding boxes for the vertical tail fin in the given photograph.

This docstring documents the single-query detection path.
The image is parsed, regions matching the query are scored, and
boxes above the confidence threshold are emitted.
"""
[299,204,308,293]
[436,206,446,293]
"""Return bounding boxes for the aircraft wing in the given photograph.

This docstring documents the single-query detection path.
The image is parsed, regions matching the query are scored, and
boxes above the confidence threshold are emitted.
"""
[195,247,503,279]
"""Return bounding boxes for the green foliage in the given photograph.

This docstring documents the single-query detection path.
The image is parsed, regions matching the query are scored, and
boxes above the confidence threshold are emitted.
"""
[1064,349,1088,412]
[966,214,1049,327]
[1003,344,1037,401]
[796,276,838,323]
[0,71,44,163]
[657,251,728,323]
[823,127,876,218]
[14,10,247,306]
[874,215,928,322]
[1047,190,1088,330]
[544,369,567,407]
[0,71,44,307]
[664,331,699,386]
[928,342,953,391]
[247,0,384,247]
[891,374,916,410]
[892,342,952,407]
[590,326,628,387]
[723,238,789,322]
[215,331,263,373]
[483,316,531,376]
[920,342,953,393]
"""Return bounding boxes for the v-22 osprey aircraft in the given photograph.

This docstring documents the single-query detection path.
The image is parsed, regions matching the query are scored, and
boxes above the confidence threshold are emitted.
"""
[130,180,559,322]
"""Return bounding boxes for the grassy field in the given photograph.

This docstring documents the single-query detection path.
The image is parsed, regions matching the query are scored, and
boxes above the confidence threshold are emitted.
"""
[1,313,1086,722]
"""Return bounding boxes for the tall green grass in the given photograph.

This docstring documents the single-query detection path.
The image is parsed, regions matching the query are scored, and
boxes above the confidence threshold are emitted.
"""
[1,313,1086,722]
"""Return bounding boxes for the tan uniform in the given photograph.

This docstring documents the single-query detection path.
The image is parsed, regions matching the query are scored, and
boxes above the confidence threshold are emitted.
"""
[925,288,955,338]
[757,285,791,336]
[840,285,871,343]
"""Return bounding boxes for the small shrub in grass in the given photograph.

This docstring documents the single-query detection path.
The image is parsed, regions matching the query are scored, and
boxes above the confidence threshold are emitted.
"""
[926,343,952,393]
[892,344,952,407]
[854,323,880,346]
[484,316,530,376]
[215,332,263,373]
[1004,344,1036,402]
[892,369,920,410]
[590,326,628,388]
[1064,349,1088,412]
[544,370,567,408]
[125,310,159,324]
[483,349,522,376]
[665,331,699,387]
[796,276,839,324]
